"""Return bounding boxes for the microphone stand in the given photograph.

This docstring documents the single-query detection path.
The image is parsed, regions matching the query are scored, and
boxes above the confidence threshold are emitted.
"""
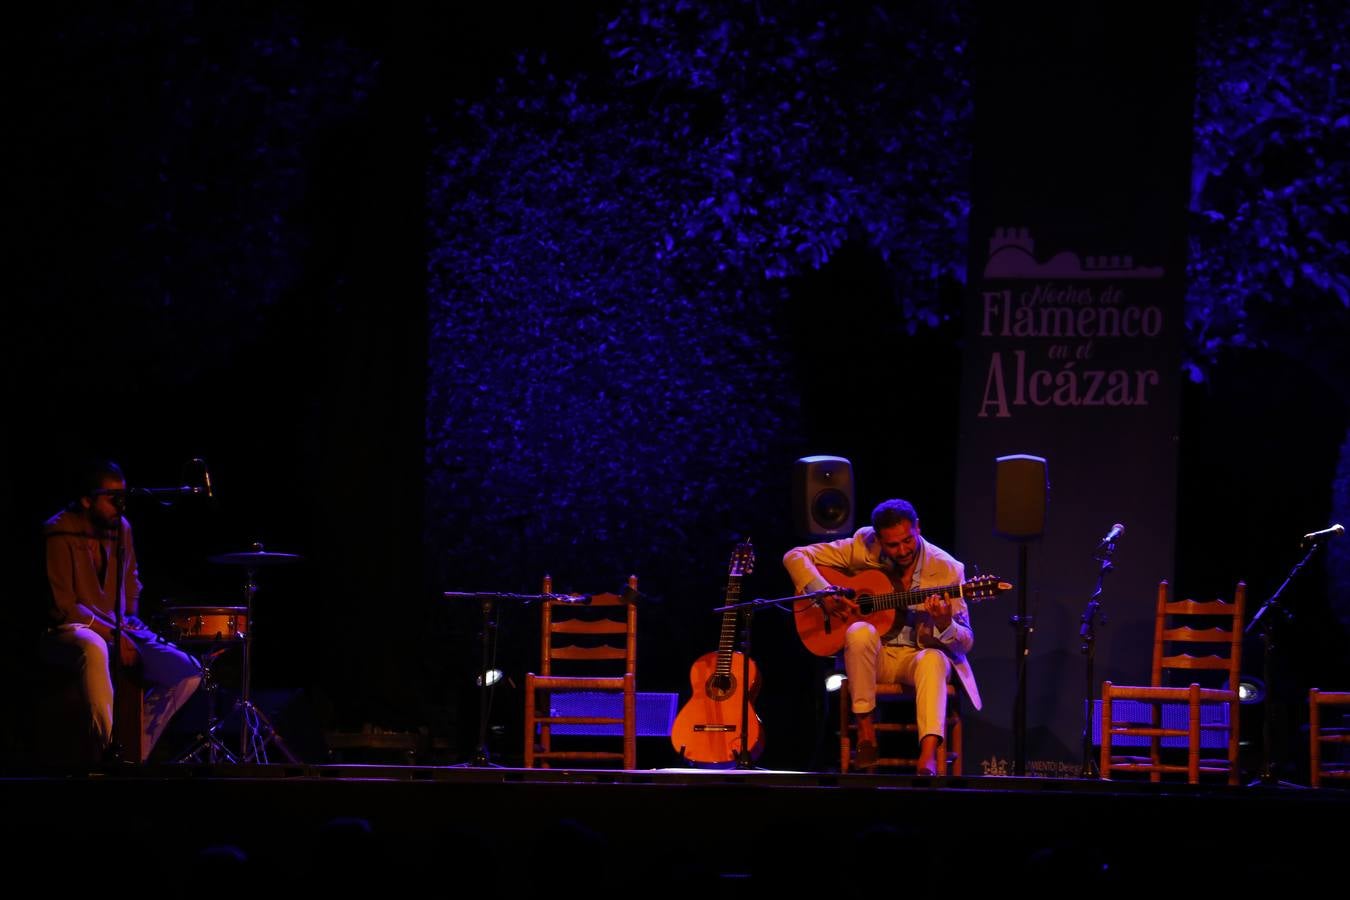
[106,522,129,766]
[129,485,208,502]
[106,477,207,764]
[92,464,213,766]
[468,593,502,768]
[713,594,789,769]
[1245,539,1322,788]
[1078,537,1118,777]
[443,589,587,767]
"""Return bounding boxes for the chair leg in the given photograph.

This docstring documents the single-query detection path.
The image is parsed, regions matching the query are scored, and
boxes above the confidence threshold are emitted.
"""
[1310,689,1321,788]
[949,713,963,776]
[1187,684,1201,785]
[539,689,552,766]
[523,676,536,768]
[839,679,852,773]
[1149,698,1162,784]
[1100,686,1112,780]
[623,674,636,770]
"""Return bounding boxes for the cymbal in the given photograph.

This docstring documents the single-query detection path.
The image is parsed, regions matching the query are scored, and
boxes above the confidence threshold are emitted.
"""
[208,550,303,566]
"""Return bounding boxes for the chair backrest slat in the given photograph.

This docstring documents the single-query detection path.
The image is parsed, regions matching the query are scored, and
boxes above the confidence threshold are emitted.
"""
[1150,580,1245,690]
[540,580,638,677]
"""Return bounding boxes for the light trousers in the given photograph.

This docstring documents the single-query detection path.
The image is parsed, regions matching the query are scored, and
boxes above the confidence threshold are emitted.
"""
[843,621,952,741]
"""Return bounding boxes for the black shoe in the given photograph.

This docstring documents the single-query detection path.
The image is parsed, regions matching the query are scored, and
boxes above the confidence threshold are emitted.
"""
[854,741,878,769]
[99,742,139,770]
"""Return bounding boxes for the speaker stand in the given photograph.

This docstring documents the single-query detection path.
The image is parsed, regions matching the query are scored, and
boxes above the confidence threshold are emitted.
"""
[1008,541,1032,776]
[993,453,1048,778]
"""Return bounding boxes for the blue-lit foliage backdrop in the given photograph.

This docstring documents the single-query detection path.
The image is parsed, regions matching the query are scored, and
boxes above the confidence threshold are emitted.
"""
[1188,0,1349,384]
[426,2,972,598]
[1185,0,1349,642]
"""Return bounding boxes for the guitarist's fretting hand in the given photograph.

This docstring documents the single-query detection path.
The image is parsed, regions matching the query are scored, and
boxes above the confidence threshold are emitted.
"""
[923,593,955,632]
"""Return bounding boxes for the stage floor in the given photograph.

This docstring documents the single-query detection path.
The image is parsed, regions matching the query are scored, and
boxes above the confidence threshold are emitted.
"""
[3,763,1346,892]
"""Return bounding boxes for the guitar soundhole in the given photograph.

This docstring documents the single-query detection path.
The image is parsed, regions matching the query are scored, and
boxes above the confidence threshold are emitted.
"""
[707,674,737,701]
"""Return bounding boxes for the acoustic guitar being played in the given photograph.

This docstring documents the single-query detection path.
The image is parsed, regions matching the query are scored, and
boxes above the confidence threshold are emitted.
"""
[670,541,763,766]
[793,566,1012,658]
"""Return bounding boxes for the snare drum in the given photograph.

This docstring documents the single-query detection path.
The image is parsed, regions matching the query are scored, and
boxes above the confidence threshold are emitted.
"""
[166,606,248,643]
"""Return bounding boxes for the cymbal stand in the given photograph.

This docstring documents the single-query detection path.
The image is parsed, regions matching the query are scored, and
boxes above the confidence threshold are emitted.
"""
[233,555,299,764]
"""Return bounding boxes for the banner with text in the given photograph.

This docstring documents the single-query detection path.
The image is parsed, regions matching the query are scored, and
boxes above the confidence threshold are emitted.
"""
[955,5,1193,778]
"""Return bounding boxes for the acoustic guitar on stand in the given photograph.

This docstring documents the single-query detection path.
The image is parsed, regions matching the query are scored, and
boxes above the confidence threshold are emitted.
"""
[793,566,1012,657]
[670,540,764,765]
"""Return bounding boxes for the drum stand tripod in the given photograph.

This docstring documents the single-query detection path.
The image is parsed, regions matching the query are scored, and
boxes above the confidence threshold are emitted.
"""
[179,547,304,764]
[230,558,300,763]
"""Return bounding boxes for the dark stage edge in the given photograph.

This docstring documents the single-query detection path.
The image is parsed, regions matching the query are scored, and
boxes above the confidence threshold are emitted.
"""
[5,765,1346,890]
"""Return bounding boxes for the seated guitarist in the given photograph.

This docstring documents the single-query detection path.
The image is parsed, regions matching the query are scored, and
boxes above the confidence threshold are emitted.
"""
[783,498,978,774]
[40,459,201,763]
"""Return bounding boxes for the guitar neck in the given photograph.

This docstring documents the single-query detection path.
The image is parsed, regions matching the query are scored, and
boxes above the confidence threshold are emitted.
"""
[866,582,964,613]
[714,575,743,676]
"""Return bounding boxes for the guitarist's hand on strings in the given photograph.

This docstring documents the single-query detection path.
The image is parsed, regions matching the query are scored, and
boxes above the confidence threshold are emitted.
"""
[824,586,859,620]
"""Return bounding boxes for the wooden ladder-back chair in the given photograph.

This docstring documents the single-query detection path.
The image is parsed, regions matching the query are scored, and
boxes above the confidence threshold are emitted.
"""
[838,679,963,774]
[524,574,639,769]
[1309,689,1350,788]
[1100,580,1246,784]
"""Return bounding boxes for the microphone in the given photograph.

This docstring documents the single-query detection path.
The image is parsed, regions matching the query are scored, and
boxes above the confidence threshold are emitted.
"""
[440,591,592,603]
[1301,524,1345,546]
[1098,523,1125,545]
[820,586,855,599]
[195,458,213,499]
[129,485,200,497]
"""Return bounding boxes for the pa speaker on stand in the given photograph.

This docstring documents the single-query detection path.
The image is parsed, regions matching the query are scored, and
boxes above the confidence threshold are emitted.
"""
[793,455,855,769]
[994,454,1048,777]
